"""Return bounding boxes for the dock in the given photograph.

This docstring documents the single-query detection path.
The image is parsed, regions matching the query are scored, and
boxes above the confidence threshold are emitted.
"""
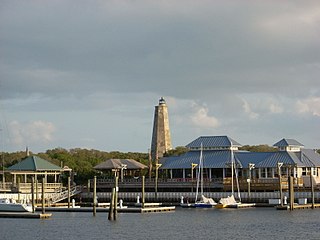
[35,206,175,213]
[228,203,256,208]
[276,203,320,210]
[0,212,52,219]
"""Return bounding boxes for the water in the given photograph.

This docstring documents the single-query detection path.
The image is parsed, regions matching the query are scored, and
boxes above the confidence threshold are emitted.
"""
[1,208,320,240]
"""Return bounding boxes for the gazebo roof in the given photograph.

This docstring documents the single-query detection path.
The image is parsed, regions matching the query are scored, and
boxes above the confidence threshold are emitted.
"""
[94,159,147,171]
[7,156,62,171]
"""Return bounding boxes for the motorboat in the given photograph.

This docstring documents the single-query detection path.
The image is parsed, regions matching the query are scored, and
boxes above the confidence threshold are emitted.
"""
[0,198,33,212]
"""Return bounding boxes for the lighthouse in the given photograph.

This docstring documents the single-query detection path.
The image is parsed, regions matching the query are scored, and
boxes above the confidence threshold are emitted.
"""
[150,97,173,161]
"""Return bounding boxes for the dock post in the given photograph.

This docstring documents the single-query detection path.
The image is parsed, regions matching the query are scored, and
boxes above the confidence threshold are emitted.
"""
[35,178,38,204]
[310,173,315,209]
[42,177,45,214]
[108,188,115,220]
[31,176,35,213]
[17,178,20,203]
[93,176,96,216]
[278,163,283,207]
[68,176,71,208]
[142,176,145,208]
[289,176,294,211]
[114,176,118,220]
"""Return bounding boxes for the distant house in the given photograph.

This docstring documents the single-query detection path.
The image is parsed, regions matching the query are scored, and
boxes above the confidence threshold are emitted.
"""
[159,136,320,189]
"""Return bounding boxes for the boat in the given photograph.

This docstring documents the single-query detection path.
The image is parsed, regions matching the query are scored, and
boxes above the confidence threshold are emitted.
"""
[0,198,33,212]
[194,144,216,208]
[180,196,195,208]
[216,146,241,209]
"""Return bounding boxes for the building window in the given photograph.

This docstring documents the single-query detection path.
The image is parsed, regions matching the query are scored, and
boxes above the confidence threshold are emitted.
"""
[267,168,273,178]
[261,168,266,178]
[302,167,307,176]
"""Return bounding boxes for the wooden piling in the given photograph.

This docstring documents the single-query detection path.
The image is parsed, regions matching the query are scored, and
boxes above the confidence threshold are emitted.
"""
[93,176,96,216]
[310,173,315,209]
[31,176,35,213]
[42,177,45,214]
[289,176,294,211]
[142,176,145,208]
[108,188,115,221]
[17,178,20,203]
[114,176,118,220]
[35,179,38,204]
[279,171,283,207]
[68,176,71,208]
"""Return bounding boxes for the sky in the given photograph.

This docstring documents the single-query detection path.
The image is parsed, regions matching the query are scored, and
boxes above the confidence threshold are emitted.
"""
[0,0,320,153]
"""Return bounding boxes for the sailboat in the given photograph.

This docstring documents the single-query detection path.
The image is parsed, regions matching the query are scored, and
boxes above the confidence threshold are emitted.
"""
[194,144,216,208]
[216,146,241,208]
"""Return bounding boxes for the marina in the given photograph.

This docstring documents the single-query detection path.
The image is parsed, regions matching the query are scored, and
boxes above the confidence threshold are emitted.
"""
[1,207,320,240]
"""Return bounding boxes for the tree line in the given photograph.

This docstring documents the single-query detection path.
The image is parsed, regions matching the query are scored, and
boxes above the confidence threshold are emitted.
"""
[1,145,319,184]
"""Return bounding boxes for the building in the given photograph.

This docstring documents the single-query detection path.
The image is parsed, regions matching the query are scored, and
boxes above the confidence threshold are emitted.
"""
[150,97,172,161]
[159,136,320,191]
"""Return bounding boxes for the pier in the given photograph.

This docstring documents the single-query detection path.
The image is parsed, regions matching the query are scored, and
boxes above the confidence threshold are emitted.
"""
[35,205,175,213]
[0,212,52,219]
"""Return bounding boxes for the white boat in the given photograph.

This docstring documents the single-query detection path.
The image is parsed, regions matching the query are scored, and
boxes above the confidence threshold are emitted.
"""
[194,144,216,208]
[0,198,33,212]
[216,146,241,209]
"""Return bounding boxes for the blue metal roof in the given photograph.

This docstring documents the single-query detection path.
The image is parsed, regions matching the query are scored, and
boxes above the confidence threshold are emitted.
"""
[160,149,320,169]
[273,138,304,147]
[186,136,242,149]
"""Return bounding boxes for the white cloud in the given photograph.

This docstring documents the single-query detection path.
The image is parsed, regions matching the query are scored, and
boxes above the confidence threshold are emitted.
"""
[296,97,320,116]
[190,103,220,128]
[242,99,259,119]
[9,120,56,147]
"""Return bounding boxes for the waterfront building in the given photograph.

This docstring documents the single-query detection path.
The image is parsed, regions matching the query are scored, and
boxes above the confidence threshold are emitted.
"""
[150,97,172,161]
[159,136,320,191]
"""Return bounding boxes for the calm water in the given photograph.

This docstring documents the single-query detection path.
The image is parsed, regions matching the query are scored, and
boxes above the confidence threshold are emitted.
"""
[1,208,320,240]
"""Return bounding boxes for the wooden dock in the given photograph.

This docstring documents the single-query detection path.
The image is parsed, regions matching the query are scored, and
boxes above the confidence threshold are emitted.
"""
[0,212,52,219]
[276,203,320,210]
[36,206,175,213]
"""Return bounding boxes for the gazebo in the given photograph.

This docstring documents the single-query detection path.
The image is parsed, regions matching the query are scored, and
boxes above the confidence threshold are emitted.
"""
[6,155,68,193]
[94,159,147,181]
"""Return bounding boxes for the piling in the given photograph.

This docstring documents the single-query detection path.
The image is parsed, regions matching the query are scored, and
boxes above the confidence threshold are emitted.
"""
[68,176,71,208]
[142,176,145,208]
[279,171,283,207]
[35,179,38,204]
[31,176,35,213]
[289,176,294,211]
[310,173,315,209]
[108,188,115,221]
[41,177,45,214]
[114,176,118,220]
[93,176,96,216]
[17,178,21,203]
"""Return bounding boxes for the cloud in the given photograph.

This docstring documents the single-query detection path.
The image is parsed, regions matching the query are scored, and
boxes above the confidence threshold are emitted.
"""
[296,97,320,116]
[8,120,56,147]
[190,103,220,128]
[241,99,259,120]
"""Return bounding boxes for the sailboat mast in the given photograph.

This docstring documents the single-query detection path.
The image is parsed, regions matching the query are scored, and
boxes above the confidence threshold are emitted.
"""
[231,147,234,196]
[195,143,203,203]
[200,143,203,196]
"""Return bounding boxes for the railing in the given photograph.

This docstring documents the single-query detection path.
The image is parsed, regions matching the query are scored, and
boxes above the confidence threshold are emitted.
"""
[50,185,82,203]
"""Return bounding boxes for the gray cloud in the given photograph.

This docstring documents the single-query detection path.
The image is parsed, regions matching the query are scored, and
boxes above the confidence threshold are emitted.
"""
[0,1,320,152]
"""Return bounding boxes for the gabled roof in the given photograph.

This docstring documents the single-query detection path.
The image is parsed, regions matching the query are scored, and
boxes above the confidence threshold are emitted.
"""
[94,159,147,170]
[273,138,304,147]
[186,136,242,149]
[8,156,62,171]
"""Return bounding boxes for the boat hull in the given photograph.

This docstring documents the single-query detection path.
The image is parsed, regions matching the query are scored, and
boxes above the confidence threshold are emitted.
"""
[0,203,32,212]
[194,203,216,208]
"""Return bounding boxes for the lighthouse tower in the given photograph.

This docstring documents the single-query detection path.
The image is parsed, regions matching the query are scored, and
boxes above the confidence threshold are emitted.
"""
[150,97,172,161]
